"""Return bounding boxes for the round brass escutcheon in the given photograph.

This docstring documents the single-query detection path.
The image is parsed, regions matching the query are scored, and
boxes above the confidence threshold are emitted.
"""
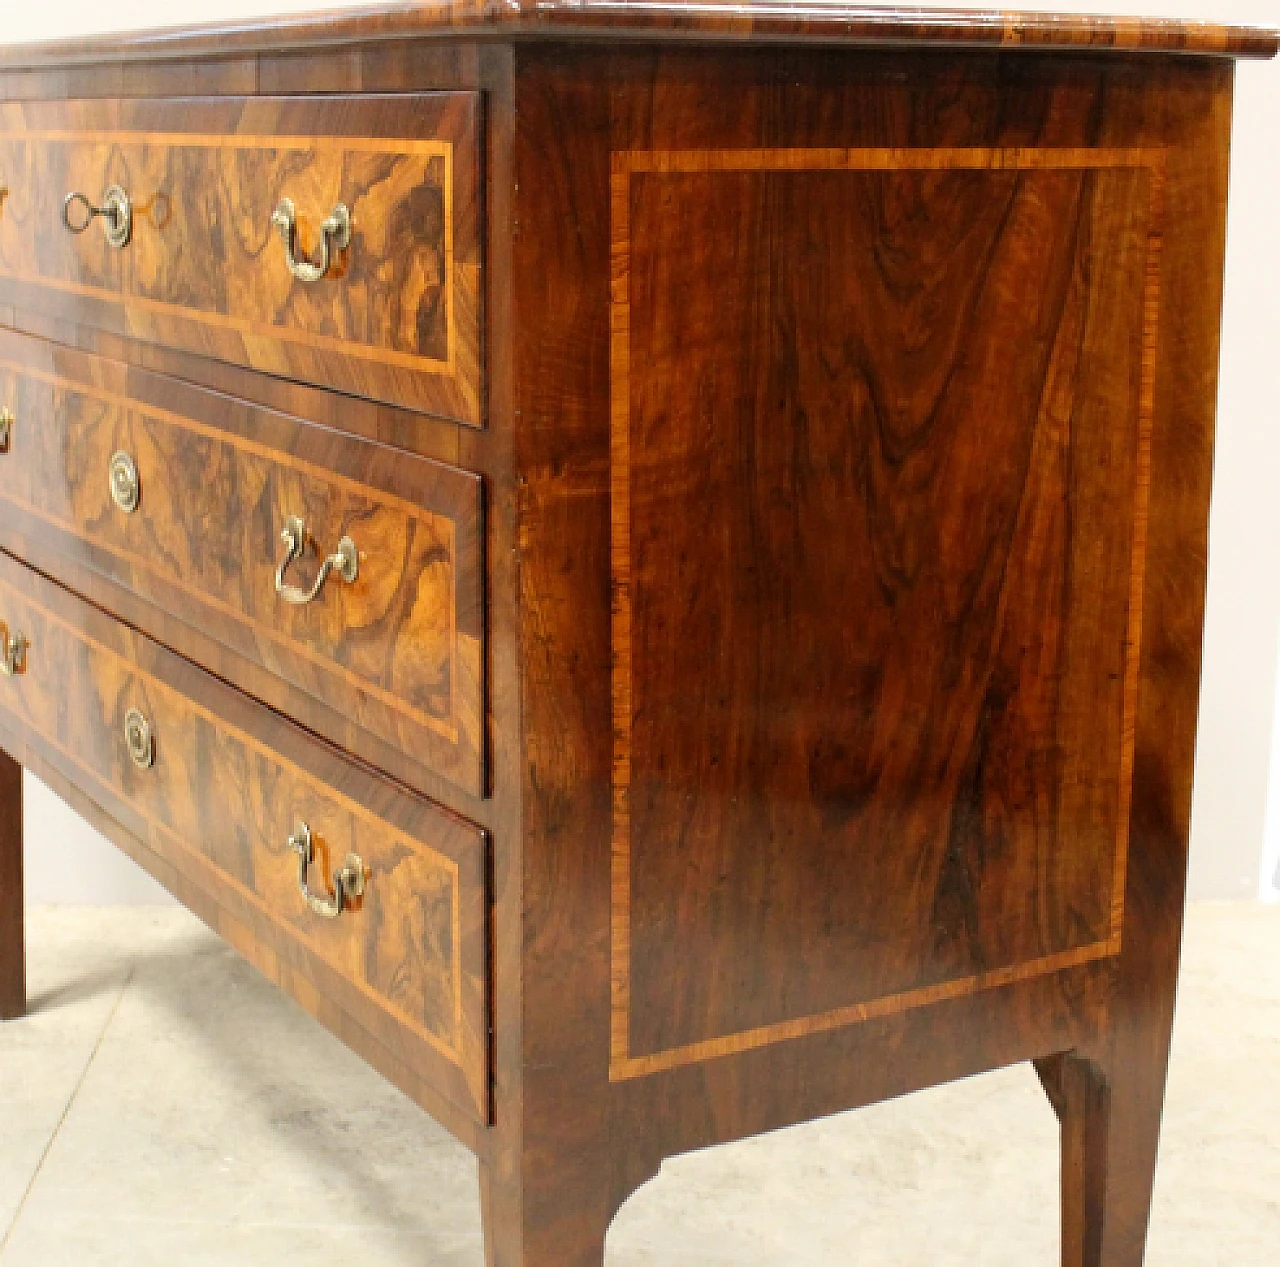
[110,450,140,514]
[62,184,133,250]
[100,185,133,250]
[124,707,154,770]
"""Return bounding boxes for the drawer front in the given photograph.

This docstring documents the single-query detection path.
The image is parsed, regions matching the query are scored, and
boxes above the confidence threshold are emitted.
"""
[0,93,481,425]
[0,331,484,799]
[0,551,489,1122]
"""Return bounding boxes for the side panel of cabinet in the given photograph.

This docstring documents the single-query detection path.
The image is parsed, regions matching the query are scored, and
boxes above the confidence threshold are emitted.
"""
[513,44,1231,1197]
[614,150,1157,1071]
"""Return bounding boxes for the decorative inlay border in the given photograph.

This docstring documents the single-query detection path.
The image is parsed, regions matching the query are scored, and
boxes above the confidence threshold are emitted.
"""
[0,128,457,376]
[609,146,1168,1082]
[0,575,468,1067]
[0,357,462,746]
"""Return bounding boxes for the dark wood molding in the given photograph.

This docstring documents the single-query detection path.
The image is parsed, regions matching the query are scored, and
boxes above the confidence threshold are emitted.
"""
[0,1,1275,69]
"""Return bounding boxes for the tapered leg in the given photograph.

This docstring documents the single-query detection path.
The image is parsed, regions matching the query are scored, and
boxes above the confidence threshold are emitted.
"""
[480,1156,613,1267]
[1036,1048,1171,1267]
[0,749,24,1020]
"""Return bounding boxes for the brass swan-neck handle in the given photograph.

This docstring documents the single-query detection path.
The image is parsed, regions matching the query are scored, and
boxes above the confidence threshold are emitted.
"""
[270,198,351,283]
[274,515,359,606]
[286,822,365,920]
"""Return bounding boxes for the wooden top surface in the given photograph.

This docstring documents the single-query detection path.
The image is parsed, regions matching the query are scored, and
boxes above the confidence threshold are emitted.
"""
[1,2,1276,67]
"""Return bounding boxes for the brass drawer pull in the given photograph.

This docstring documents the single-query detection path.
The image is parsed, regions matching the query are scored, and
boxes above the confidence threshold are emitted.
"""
[0,406,11,453]
[286,822,365,920]
[123,707,154,769]
[0,624,27,677]
[109,450,140,514]
[270,198,351,283]
[63,185,133,249]
[275,515,359,606]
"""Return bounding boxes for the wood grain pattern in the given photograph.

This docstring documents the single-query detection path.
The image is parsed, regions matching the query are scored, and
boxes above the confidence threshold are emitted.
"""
[611,146,1162,1078]
[502,42,622,1267]
[0,1,1272,66]
[0,93,483,423]
[0,745,21,1021]
[0,39,521,1175]
[1037,1052,1113,1265]
[0,23,1250,1267]
[5,310,468,463]
[507,41,1236,1267]
[0,550,490,1122]
[0,715,493,1154]
[0,331,485,798]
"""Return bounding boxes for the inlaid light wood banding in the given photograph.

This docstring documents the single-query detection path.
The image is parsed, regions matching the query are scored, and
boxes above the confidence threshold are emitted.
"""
[0,94,483,424]
[0,360,460,738]
[0,560,490,1121]
[0,334,485,799]
[610,146,1167,1081]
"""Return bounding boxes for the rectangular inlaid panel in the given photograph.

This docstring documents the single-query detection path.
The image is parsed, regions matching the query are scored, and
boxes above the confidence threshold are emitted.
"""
[611,148,1165,1079]
[0,93,482,425]
[0,331,484,799]
[0,551,489,1121]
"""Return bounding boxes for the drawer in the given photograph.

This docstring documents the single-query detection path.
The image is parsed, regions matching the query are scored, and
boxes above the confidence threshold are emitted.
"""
[0,93,482,425]
[0,550,490,1123]
[0,330,484,799]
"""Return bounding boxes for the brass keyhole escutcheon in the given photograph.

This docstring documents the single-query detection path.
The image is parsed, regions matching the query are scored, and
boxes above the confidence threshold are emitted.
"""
[124,707,155,770]
[110,451,140,514]
[63,184,133,250]
[0,623,26,677]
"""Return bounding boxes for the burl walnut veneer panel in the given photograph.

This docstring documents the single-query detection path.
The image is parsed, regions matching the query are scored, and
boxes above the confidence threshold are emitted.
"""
[0,329,485,798]
[0,93,482,424]
[0,550,490,1121]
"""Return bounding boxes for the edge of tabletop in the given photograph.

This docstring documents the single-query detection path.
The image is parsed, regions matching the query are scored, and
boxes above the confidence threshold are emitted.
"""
[0,2,1276,70]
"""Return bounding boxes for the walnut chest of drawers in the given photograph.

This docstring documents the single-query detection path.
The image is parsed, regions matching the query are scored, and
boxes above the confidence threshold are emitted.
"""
[0,5,1274,1264]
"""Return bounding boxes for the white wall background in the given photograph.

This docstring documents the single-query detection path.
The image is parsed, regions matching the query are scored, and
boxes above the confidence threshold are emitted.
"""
[8,0,1280,903]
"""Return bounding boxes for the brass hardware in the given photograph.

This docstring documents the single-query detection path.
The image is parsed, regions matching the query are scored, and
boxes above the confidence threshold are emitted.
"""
[123,707,154,770]
[286,822,365,920]
[109,450,141,514]
[274,515,359,606]
[270,198,351,283]
[63,185,133,249]
[0,407,11,453]
[0,624,26,677]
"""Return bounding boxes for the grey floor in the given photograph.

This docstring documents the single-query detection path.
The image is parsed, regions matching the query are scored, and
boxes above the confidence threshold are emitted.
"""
[1,903,1277,1265]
